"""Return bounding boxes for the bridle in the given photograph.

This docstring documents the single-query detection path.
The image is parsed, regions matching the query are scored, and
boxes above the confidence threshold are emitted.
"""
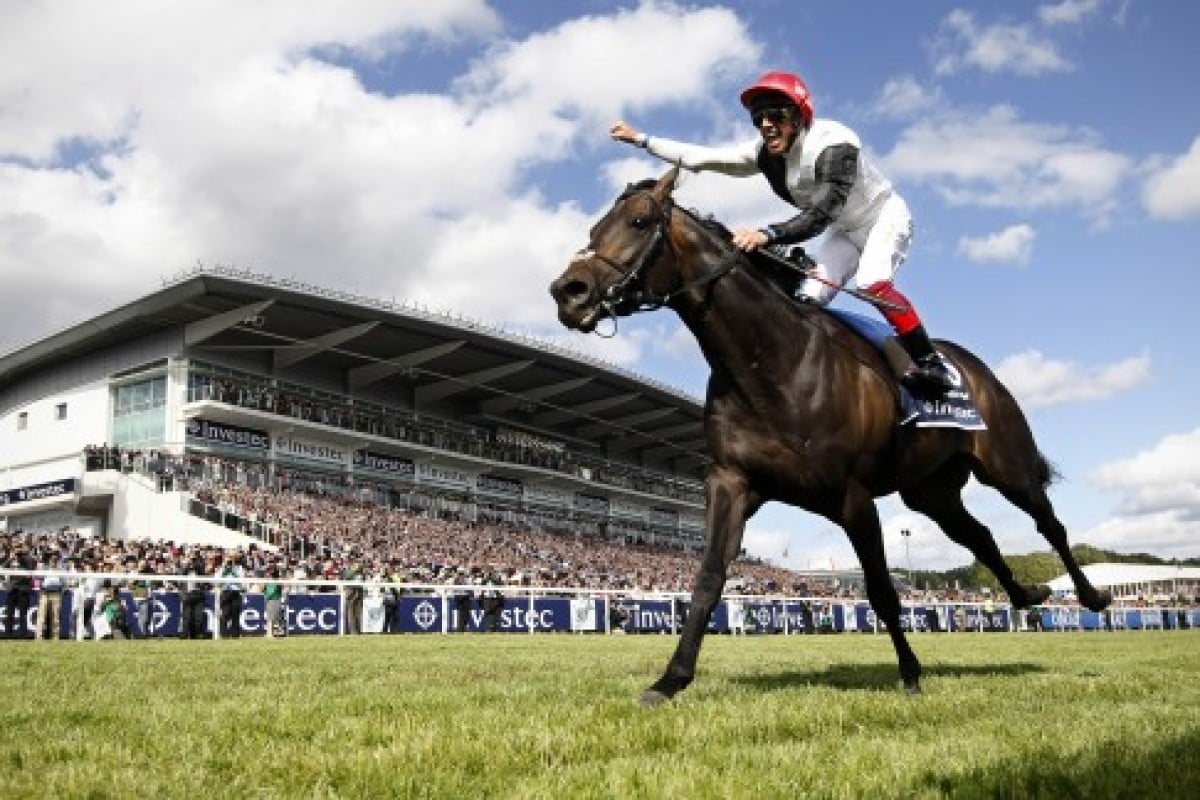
[575,188,738,337]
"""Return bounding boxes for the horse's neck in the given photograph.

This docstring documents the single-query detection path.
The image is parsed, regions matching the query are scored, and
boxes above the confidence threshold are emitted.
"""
[674,262,816,390]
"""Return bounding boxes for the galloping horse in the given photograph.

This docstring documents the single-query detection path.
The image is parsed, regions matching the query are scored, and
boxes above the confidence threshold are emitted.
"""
[549,167,1111,705]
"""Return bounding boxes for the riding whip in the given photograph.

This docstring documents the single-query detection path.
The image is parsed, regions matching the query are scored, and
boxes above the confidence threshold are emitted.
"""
[755,246,909,313]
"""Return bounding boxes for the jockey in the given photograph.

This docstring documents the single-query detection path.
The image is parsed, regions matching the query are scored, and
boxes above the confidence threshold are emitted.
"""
[610,70,953,391]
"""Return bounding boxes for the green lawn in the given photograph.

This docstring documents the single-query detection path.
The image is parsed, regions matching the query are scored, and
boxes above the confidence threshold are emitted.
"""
[1,631,1197,799]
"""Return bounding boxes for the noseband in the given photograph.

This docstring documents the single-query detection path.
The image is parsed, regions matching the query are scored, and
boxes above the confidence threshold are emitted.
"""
[575,189,737,337]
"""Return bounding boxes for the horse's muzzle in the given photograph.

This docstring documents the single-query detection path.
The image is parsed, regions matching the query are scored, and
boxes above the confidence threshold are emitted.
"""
[549,270,601,332]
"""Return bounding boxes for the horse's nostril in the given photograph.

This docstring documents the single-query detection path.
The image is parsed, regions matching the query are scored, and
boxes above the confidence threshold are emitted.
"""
[561,279,590,300]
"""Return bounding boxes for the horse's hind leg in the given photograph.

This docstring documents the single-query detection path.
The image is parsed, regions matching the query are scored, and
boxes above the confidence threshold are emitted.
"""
[842,481,922,693]
[901,458,1051,609]
[963,427,1113,612]
[988,477,1112,612]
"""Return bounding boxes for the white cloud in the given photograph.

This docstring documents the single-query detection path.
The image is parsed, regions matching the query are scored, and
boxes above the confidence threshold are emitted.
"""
[931,9,1073,76]
[957,224,1036,264]
[747,522,860,573]
[993,349,1151,410]
[1080,430,1200,558]
[883,105,1131,219]
[456,3,757,128]
[0,1,503,162]
[1142,137,1200,220]
[872,76,945,120]
[1038,0,1103,26]
[0,2,759,354]
[1079,512,1200,560]
[1090,428,1200,516]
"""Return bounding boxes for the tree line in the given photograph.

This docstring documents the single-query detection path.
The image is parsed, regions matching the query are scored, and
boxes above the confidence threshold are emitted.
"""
[911,545,1199,593]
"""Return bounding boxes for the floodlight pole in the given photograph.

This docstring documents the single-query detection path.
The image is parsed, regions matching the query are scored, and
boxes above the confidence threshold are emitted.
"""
[902,528,912,588]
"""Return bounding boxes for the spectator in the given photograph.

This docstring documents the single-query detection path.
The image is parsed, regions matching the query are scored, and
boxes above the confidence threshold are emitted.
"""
[608,597,630,633]
[263,566,285,639]
[4,545,35,639]
[36,556,66,640]
[98,584,130,640]
[73,563,102,640]
[451,573,473,633]
[180,556,209,640]
[217,555,245,639]
[342,561,364,635]
[130,560,155,638]
[481,570,505,633]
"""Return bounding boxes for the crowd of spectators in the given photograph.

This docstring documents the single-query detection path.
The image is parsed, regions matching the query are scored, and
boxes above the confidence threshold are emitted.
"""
[0,506,799,597]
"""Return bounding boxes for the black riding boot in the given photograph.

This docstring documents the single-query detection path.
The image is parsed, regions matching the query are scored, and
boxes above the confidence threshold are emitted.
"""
[898,325,954,391]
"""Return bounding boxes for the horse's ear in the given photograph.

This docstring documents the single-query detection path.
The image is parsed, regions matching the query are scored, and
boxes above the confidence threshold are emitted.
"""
[654,165,681,200]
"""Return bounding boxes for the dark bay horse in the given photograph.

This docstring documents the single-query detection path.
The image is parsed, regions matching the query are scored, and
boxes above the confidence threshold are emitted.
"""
[549,167,1112,705]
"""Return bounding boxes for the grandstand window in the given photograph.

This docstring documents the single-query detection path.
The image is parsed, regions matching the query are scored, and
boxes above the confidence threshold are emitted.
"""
[55,402,68,420]
[112,375,167,448]
[17,411,27,430]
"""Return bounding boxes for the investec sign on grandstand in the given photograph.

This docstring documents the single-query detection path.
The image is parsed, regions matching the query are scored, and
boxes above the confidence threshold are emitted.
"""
[0,479,78,507]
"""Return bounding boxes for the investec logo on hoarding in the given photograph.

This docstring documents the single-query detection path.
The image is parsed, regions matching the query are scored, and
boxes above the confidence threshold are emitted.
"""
[0,478,78,507]
[273,434,346,465]
[353,450,415,477]
[186,418,270,450]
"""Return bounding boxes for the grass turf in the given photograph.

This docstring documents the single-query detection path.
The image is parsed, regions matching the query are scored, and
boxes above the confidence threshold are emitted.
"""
[1,631,1197,799]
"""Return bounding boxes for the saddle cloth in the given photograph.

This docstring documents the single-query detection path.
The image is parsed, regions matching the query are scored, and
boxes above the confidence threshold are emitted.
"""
[824,307,987,431]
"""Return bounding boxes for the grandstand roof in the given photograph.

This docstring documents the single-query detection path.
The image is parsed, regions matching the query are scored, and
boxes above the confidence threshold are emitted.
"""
[0,266,707,477]
[1048,563,1200,593]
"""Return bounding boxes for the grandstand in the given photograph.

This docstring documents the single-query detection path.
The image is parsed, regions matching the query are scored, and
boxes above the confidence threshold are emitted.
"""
[0,266,710,554]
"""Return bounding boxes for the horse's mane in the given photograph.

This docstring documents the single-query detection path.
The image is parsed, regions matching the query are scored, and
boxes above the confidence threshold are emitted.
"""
[675,205,804,299]
[616,178,804,299]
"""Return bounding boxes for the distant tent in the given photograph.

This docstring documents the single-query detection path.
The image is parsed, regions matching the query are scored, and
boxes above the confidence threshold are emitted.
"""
[1047,563,1200,601]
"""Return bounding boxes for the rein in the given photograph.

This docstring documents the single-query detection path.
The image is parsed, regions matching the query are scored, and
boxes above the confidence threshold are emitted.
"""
[578,191,738,338]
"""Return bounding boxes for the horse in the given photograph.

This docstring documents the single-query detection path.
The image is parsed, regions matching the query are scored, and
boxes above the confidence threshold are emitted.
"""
[549,166,1112,706]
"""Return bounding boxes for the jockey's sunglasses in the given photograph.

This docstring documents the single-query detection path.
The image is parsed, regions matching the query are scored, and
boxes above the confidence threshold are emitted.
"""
[750,106,794,127]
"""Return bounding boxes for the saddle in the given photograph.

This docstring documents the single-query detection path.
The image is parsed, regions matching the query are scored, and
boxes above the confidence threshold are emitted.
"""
[822,308,986,431]
[744,245,984,430]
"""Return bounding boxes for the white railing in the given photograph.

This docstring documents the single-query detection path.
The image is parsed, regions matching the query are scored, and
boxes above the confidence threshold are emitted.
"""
[2,569,1196,640]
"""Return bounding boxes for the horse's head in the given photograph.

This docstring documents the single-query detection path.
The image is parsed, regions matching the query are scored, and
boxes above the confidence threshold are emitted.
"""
[549,167,681,333]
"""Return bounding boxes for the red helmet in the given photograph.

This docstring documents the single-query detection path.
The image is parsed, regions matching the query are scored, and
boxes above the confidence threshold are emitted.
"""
[740,71,813,128]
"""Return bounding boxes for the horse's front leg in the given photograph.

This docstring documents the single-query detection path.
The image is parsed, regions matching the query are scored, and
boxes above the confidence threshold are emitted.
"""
[641,466,757,707]
[842,481,922,693]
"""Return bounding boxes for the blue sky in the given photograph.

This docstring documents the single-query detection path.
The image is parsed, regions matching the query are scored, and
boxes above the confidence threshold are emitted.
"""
[1,1,1197,571]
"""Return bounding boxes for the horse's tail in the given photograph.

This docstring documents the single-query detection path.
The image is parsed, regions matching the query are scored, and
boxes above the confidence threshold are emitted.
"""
[1037,452,1062,489]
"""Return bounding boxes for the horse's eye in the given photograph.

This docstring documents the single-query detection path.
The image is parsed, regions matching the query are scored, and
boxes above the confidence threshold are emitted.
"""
[631,216,649,230]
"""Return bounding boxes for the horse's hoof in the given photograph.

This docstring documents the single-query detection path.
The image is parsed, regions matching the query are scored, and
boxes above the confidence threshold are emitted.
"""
[639,688,672,708]
[1028,584,1052,606]
[1085,590,1113,612]
[903,680,922,696]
